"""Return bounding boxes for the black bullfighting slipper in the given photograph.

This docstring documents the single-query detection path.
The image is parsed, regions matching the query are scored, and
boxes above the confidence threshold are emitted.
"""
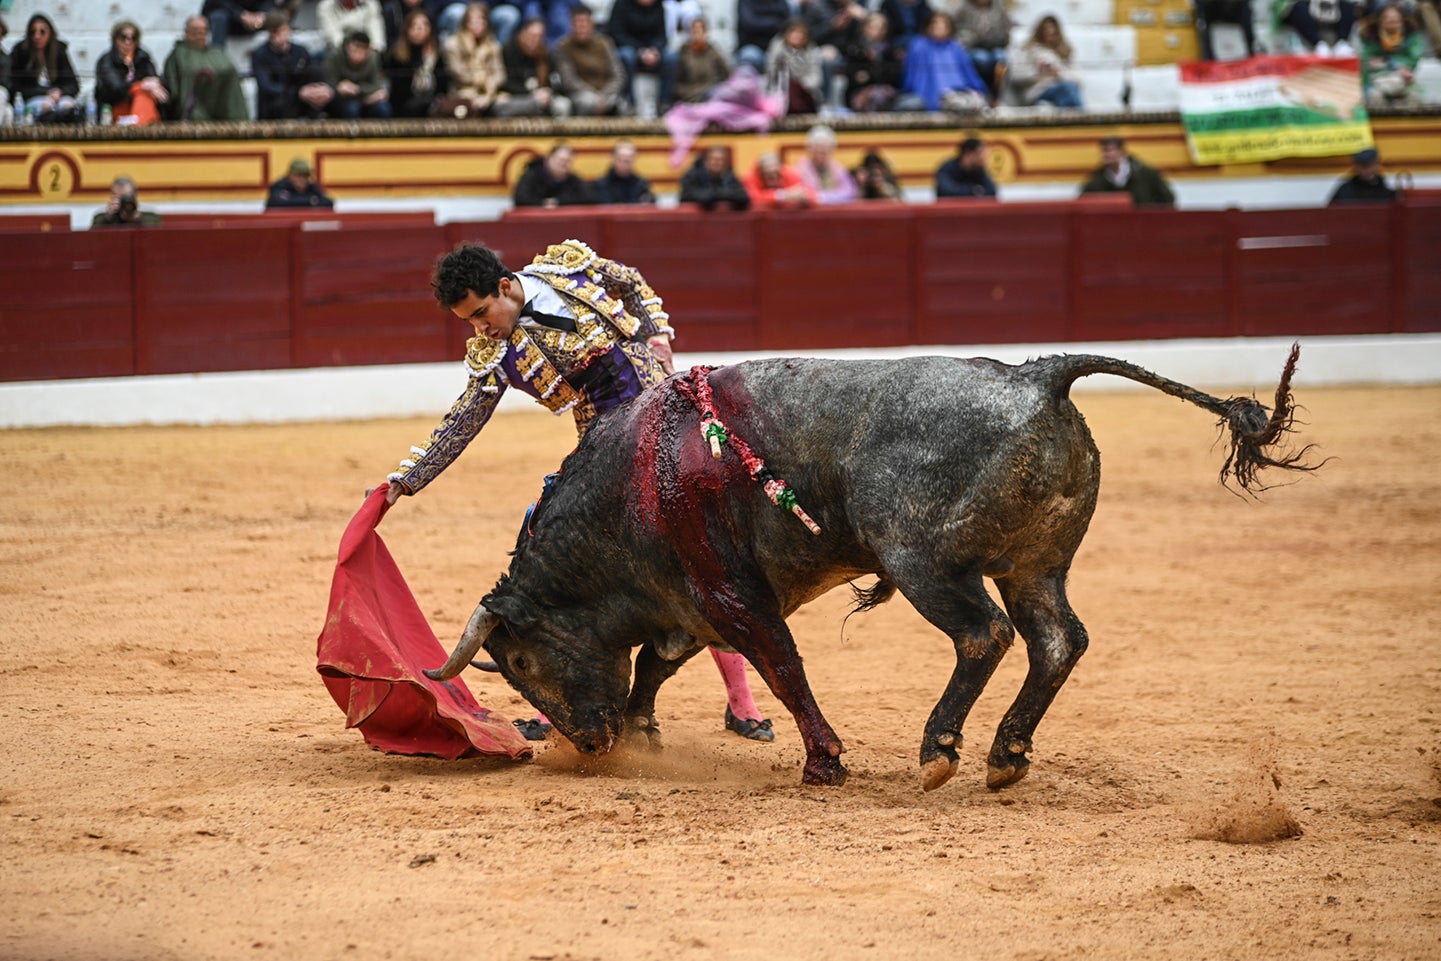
[513,718,552,741]
[725,706,774,742]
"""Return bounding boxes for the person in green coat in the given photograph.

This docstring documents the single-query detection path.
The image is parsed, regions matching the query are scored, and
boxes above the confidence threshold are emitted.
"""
[1358,4,1424,107]
[1079,136,1176,207]
[161,15,251,120]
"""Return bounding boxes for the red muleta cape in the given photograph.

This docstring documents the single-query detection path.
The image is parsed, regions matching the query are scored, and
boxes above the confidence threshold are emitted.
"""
[315,486,532,761]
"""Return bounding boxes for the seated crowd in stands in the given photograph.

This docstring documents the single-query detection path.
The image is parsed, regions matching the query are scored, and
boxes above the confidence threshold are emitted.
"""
[0,0,1432,126]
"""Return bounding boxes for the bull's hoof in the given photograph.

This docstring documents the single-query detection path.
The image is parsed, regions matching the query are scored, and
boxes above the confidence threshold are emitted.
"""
[986,754,1030,789]
[801,754,848,786]
[724,706,774,742]
[921,755,959,792]
[624,716,663,750]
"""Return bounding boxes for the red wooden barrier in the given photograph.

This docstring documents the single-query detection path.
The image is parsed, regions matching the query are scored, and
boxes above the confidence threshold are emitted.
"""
[291,224,449,368]
[914,201,1073,346]
[132,225,293,374]
[1072,208,1232,342]
[756,205,916,350]
[0,214,71,233]
[1231,207,1393,336]
[0,231,133,380]
[2,198,1437,385]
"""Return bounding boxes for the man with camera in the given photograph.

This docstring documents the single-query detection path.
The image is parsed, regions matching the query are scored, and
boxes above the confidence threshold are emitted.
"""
[91,176,163,228]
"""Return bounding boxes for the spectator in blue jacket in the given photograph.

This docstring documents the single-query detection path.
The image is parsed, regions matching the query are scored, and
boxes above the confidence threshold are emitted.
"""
[896,11,988,111]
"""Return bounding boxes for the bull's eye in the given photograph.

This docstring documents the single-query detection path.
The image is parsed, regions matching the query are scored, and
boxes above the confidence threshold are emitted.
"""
[512,654,529,674]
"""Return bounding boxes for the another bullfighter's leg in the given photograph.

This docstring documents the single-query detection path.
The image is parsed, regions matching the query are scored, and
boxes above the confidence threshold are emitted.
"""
[625,643,692,749]
[889,564,1017,792]
[989,570,1089,788]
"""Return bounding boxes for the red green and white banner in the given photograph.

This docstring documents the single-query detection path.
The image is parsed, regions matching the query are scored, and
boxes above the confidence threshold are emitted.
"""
[1179,55,1374,166]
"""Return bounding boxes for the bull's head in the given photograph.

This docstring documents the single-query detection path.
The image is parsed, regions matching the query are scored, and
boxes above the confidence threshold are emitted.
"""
[425,591,631,756]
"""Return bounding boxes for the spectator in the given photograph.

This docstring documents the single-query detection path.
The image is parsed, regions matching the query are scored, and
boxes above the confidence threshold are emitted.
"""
[736,0,793,72]
[953,0,1012,100]
[319,0,388,56]
[852,148,904,202]
[678,145,752,210]
[593,140,657,204]
[252,12,333,119]
[880,0,936,47]
[674,16,731,103]
[386,9,451,116]
[496,17,572,117]
[554,5,630,116]
[382,0,428,48]
[742,151,818,209]
[1271,0,1358,55]
[1328,147,1397,203]
[897,12,989,112]
[443,2,505,116]
[1195,0,1258,59]
[841,12,904,112]
[91,176,163,227]
[765,19,825,115]
[1009,15,1084,109]
[795,124,858,204]
[935,135,997,198]
[1359,4,1423,106]
[326,30,393,118]
[162,16,251,120]
[608,0,678,118]
[201,0,274,50]
[513,142,597,206]
[0,18,11,125]
[268,157,335,207]
[11,14,81,124]
[801,0,869,113]
[95,21,169,126]
[1079,136,1175,206]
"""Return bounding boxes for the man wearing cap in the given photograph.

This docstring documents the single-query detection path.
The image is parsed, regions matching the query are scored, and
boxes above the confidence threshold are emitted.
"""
[1327,147,1397,205]
[266,158,335,208]
[373,239,777,744]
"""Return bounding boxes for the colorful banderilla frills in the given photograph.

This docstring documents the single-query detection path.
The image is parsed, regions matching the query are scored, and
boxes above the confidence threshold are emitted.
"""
[689,367,822,536]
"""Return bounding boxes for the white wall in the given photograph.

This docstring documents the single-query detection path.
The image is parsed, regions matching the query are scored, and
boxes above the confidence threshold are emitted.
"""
[2,334,1436,428]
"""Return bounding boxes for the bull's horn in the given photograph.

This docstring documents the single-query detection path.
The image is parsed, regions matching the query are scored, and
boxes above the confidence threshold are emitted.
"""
[423,605,499,680]
[469,660,501,673]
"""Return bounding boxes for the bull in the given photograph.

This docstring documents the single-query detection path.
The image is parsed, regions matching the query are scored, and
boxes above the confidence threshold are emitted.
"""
[426,350,1317,791]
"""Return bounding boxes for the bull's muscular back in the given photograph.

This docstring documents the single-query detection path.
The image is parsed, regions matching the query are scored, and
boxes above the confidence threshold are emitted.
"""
[518,356,1100,632]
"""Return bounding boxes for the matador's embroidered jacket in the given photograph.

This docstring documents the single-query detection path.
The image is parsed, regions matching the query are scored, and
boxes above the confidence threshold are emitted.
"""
[388,240,675,494]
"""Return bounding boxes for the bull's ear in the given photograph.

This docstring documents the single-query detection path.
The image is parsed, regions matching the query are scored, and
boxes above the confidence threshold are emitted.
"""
[653,630,700,662]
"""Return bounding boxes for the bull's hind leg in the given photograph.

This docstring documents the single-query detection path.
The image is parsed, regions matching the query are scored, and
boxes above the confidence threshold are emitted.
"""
[890,566,1017,792]
[989,570,1089,788]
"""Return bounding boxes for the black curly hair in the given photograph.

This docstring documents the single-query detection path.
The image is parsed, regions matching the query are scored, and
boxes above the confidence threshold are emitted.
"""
[431,243,514,309]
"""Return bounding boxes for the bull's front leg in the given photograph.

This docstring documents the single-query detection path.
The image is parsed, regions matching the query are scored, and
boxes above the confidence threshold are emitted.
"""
[710,614,846,786]
[624,642,691,749]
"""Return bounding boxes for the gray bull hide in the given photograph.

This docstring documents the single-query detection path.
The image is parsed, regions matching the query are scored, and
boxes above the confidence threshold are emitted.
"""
[427,350,1317,790]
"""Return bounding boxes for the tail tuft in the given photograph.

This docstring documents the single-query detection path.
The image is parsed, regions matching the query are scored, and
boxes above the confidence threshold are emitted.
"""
[1216,343,1326,494]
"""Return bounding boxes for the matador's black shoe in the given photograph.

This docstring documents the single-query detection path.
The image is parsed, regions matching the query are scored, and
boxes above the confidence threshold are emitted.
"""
[724,706,774,742]
[513,718,552,741]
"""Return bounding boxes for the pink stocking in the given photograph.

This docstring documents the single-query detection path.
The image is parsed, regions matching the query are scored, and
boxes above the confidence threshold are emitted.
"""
[710,648,763,720]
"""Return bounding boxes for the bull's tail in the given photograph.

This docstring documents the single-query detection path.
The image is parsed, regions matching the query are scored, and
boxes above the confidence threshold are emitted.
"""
[1041,342,1323,493]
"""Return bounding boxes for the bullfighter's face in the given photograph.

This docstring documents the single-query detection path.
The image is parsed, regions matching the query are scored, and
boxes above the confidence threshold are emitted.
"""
[451,275,524,341]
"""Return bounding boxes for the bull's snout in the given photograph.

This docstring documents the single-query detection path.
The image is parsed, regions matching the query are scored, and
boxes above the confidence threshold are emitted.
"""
[568,727,618,756]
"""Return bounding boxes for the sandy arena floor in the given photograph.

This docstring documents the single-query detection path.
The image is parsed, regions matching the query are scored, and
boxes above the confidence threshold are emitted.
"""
[1,373,1438,961]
